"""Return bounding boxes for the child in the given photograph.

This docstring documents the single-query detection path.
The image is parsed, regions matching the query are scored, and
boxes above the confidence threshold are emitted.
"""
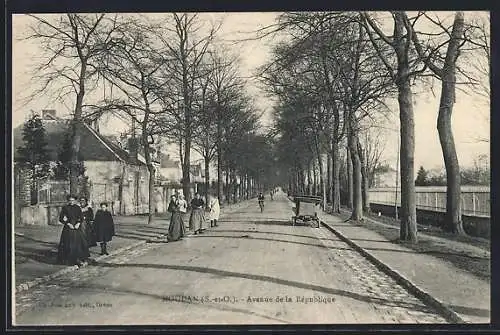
[93,202,115,255]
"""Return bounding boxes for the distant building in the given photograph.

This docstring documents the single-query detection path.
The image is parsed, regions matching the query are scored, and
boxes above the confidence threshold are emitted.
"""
[157,152,182,186]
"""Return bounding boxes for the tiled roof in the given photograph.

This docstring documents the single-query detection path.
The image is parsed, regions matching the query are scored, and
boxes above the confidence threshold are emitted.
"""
[13,119,145,165]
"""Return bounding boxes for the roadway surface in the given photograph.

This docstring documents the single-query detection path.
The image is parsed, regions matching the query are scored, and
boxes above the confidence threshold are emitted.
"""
[14,192,447,325]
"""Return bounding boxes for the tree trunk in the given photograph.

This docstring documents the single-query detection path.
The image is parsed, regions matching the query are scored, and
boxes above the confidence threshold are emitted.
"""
[358,142,370,213]
[331,139,341,213]
[217,116,224,204]
[119,164,126,214]
[438,11,465,235]
[327,150,332,203]
[247,174,251,199]
[225,169,230,202]
[315,139,326,211]
[393,12,418,243]
[307,163,312,195]
[147,164,155,224]
[397,80,418,243]
[346,145,353,209]
[69,63,86,196]
[313,160,318,195]
[182,137,191,203]
[70,121,82,196]
[204,155,210,205]
[348,116,363,221]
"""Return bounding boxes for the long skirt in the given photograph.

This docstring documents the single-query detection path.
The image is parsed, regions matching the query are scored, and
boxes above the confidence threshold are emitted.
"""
[57,225,90,265]
[94,220,115,243]
[168,212,186,241]
[189,208,205,231]
[82,221,97,247]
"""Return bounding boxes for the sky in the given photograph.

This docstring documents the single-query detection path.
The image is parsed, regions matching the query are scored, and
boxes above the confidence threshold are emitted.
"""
[11,12,490,173]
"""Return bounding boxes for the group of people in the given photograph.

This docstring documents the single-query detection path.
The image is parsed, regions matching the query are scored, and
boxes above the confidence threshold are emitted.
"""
[57,195,115,267]
[166,192,220,242]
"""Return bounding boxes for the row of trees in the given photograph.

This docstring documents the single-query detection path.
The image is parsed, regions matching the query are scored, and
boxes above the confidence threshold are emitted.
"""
[259,11,488,242]
[23,13,276,223]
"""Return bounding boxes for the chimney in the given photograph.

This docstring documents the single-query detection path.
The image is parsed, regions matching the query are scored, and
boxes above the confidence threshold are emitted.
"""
[41,109,56,120]
[128,137,139,162]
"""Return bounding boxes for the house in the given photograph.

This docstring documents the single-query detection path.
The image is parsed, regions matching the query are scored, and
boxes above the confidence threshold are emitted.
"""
[13,110,166,222]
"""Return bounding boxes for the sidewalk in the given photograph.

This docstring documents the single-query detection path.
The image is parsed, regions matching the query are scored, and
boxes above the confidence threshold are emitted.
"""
[14,216,169,285]
[321,213,490,323]
[14,198,255,288]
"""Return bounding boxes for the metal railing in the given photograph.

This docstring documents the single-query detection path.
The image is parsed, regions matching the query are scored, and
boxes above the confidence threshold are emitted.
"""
[369,186,490,218]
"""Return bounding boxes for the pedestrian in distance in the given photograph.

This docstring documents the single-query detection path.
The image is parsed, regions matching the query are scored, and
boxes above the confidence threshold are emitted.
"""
[189,192,205,235]
[167,195,186,242]
[258,192,265,212]
[208,193,220,227]
[80,197,97,248]
[93,202,115,255]
[57,194,90,267]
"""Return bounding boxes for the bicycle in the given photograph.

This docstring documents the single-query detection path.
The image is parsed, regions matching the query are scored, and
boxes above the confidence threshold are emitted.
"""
[258,200,264,212]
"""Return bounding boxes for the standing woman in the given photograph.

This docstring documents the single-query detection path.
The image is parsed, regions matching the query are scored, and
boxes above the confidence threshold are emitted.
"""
[208,193,220,227]
[57,195,90,266]
[167,195,186,241]
[80,197,97,248]
[177,194,188,229]
[189,193,205,235]
[93,202,115,255]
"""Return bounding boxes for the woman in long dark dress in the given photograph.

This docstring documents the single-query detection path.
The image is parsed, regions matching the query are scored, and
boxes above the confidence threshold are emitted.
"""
[80,197,97,247]
[93,202,115,255]
[57,195,90,266]
[167,195,186,241]
[189,193,205,235]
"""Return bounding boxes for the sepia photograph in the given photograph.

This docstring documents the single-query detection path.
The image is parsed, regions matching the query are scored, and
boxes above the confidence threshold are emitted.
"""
[9,8,491,328]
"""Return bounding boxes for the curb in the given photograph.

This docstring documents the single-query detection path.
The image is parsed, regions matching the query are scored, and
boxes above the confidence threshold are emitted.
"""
[15,238,153,294]
[320,220,467,324]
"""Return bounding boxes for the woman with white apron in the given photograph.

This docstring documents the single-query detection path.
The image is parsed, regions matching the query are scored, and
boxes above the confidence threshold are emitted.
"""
[208,194,220,227]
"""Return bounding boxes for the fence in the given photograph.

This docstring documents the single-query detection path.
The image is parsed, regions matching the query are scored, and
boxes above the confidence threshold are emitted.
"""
[369,186,490,218]
[37,180,70,204]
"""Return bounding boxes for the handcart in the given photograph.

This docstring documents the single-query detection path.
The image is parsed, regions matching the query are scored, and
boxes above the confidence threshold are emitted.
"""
[291,195,322,228]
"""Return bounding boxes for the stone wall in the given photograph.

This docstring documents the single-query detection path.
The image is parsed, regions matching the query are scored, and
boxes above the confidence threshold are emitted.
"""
[19,203,64,225]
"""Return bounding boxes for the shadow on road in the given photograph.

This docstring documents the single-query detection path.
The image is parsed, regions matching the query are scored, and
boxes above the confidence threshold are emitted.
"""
[191,231,486,261]
[189,234,351,251]
[113,234,152,241]
[92,261,436,314]
[218,220,292,226]
[213,229,337,242]
[15,245,59,265]
[16,235,58,245]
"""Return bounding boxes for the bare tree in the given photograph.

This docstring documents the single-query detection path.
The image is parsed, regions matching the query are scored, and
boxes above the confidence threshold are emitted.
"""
[155,13,221,202]
[361,11,430,243]
[23,14,122,195]
[205,49,243,204]
[93,17,174,224]
[409,11,479,235]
